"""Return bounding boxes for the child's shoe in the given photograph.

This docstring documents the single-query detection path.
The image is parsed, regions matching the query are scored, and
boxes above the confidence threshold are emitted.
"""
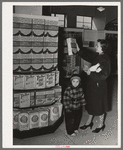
[74,130,79,134]
[70,133,76,137]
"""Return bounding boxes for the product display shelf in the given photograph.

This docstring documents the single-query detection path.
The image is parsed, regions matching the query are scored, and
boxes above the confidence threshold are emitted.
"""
[13,75,64,138]
[13,114,64,139]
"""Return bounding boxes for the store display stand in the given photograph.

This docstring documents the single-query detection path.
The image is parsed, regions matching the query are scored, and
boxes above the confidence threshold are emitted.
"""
[13,13,64,139]
[13,115,64,139]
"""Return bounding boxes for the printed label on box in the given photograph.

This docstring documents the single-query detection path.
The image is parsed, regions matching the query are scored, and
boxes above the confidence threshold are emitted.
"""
[35,74,46,89]
[25,75,35,89]
[29,111,39,129]
[19,93,30,108]
[13,75,25,89]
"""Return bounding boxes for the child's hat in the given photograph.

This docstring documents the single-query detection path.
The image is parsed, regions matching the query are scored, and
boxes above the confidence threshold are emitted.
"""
[70,73,81,82]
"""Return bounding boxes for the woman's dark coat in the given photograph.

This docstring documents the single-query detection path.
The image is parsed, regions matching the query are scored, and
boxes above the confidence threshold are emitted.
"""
[78,48,111,116]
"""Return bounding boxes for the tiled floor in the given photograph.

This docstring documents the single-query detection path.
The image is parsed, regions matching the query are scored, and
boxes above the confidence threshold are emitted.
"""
[13,75,119,147]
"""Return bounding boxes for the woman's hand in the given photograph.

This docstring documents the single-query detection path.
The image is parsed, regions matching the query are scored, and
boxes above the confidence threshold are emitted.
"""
[89,63,100,72]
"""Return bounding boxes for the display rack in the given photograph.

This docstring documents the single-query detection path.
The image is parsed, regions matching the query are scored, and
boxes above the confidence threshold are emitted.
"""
[13,13,63,139]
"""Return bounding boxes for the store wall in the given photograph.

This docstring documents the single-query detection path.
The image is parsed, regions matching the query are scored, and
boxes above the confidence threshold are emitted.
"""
[14,6,42,16]
[14,6,117,30]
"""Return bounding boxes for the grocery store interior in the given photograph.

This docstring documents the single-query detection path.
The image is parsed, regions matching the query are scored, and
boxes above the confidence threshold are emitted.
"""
[12,5,119,147]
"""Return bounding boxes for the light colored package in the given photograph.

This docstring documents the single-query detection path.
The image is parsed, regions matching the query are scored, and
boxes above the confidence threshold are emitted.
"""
[66,38,77,55]
[49,104,59,121]
[13,75,25,90]
[13,93,20,107]
[29,110,39,129]
[32,52,44,70]
[25,75,35,89]
[55,102,63,117]
[43,53,54,70]
[53,53,58,68]
[38,109,49,127]
[18,111,30,131]
[36,90,46,106]
[35,74,46,89]
[20,29,32,41]
[13,109,20,129]
[54,86,62,102]
[32,29,44,42]
[45,89,55,104]
[19,93,30,108]
[52,70,59,85]
[45,72,55,88]
[30,92,35,107]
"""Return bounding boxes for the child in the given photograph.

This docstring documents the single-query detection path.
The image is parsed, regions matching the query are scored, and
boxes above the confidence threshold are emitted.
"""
[63,74,86,136]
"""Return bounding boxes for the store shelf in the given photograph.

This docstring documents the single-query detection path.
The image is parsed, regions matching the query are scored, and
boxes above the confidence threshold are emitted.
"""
[13,115,64,139]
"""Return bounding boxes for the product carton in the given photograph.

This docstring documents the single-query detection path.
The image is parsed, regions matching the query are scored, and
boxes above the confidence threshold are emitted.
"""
[18,111,30,131]
[13,109,20,129]
[43,52,54,70]
[30,92,35,107]
[19,93,30,108]
[25,75,35,89]
[54,86,62,102]
[45,89,55,105]
[13,75,25,89]
[52,70,59,85]
[49,104,59,121]
[38,109,49,127]
[36,91,46,106]
[45,72,55,88]
[35,74,46,89]
[29,110,39,129]
[13,93,20,108]
[55,102,63,117]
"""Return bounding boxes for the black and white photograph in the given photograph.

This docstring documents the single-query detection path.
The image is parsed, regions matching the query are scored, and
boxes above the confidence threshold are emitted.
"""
[2,2,121,148]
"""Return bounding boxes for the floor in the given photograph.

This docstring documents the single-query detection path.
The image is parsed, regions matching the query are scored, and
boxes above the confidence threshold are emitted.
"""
[13,75,119,148]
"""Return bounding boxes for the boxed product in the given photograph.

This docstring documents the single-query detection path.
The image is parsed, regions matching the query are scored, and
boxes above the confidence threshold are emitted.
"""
[13,75,25,89]
[45,89,55,104]
[30,92,35,107]
[52,70,59,85]
[49,104,59,121]
[43,53,54,70]
[13,109,20,129]
[35,74,46,89]
[19,93,30,108]
[32,29,44,42]
[45,72,55,88]
[66,38,78,55]
[53,53,58,68]
[36,91,46,106]
[20,29,32,41]
[13,93,20,108]
[55,102,63,117]
[54,86,62,102]
[38,109,49,127]
[25,75,35,89]
[18,111,30,131]
[29,110,39,129]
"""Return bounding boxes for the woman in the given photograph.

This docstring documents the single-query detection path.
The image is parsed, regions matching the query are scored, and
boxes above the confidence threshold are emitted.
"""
[77,39,111,133]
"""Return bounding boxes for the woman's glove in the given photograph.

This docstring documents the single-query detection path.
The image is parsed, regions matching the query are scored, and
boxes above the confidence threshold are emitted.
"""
[89,63,100,72]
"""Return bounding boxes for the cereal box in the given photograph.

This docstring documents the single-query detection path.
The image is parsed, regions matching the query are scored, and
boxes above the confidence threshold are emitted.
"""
[49,104,59,121]
[29,110,39,129]
[35,74,46,89]
[19,93,30,108]
[45,72,55,88]
[45,89,55,105]
[13,75,25,89]
[38,109,49,127]
[13,93,20,108]
[30,92,35,107]
[18,111,30,131]
[36,91,46,106]
[55,102,63,117]
[54,86,62,102]
[25,75,35,89]
[13,109,20,129]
